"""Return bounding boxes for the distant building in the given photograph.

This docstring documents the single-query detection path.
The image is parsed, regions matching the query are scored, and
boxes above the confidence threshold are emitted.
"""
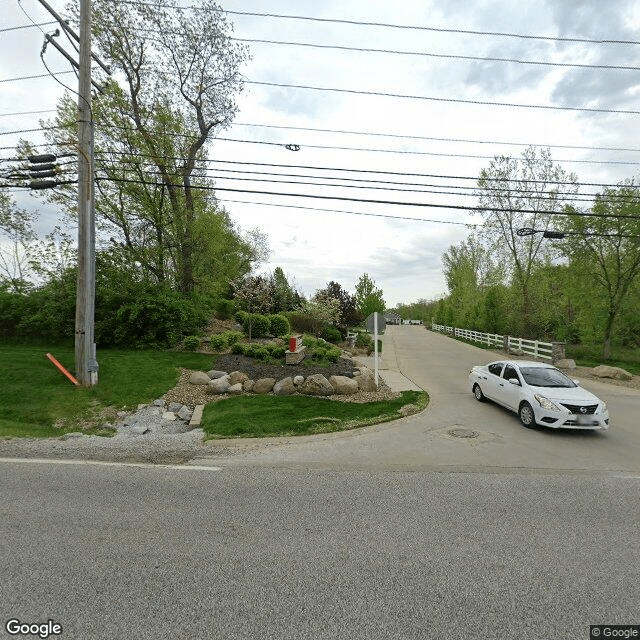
[384,311,402,325]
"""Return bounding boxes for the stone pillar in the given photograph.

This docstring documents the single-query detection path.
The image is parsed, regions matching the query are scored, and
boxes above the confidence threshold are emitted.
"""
[551,342,566,363]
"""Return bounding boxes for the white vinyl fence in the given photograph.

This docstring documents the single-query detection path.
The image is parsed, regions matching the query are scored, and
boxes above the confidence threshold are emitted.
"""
[431,323,554,361]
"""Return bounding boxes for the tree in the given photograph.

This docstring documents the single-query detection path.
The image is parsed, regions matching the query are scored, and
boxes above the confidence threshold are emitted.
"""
[354,273,385,319]
[42,0,250,295]
[559,182,640,360]
[231,275,273,341]
[299,295,342,336]
[0,193,35,292]
[314,281,363,328]
[270,267,300,313]
[476,146,578,336]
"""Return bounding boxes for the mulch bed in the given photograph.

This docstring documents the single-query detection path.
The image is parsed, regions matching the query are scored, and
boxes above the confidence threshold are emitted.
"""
[213,354,357,381]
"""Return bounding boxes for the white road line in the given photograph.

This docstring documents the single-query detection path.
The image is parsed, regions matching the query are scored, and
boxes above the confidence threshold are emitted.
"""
[0,457,222,471]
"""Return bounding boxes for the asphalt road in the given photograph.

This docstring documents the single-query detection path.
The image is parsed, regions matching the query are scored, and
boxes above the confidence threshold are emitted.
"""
[2,326,639,639]
[1,460,638,640]
[193,325,640,474]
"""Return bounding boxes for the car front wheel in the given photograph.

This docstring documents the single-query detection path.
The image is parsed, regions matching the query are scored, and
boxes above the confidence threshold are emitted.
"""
[473,384,485,402]
[518,402,537,428]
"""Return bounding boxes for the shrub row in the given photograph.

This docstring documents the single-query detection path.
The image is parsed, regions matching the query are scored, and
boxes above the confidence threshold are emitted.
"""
[231,342,287,361]
[233,311,290,338]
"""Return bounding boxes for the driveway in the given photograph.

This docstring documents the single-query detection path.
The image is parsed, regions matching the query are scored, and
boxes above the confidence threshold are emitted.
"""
[194,325,640,474]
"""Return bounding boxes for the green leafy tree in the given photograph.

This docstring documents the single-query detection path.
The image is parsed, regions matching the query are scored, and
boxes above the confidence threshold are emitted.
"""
[314,281,363,328]
[476,146,578,336]
[559,182,640,360]
[354,273,385,319]
[299,295,342,336]
[41,0,250,295]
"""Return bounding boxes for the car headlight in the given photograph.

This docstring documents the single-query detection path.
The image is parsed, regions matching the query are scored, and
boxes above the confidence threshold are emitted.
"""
[534,394,561,411]
[600,401,608,413]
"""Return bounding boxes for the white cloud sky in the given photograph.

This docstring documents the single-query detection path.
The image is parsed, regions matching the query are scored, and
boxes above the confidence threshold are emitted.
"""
[2,0,640,306]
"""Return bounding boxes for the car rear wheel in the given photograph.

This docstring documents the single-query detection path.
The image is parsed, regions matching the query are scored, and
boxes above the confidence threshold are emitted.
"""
[473,384,485,402]
[518,402,537,428]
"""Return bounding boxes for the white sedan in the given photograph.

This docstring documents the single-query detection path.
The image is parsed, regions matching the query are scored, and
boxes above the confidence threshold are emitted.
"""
[469,360,609,430]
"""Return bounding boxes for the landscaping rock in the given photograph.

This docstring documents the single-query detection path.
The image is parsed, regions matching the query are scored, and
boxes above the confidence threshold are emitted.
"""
[293,375,305,386]
[131,425,151,434]
[592,365,633,381]
[274,377,295,396]
[555,359,576,370]
[228,383,243,395]
[299,374,334,396]
[253,378,276,394]
[162,412,176,421]
[243,379,255,392]
[355,369,377,392]
[168,402,182,413]
[61,432,84,440]
[329,375,358,395]
[208,376,231,394]
[228,371,249,385]
[177,406,192,421]
[189,371,211,385]
[207,370,228,380]
[152,399,165,407]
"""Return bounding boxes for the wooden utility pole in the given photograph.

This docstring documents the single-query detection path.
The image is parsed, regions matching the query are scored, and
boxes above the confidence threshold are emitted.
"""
[75,0,98,385]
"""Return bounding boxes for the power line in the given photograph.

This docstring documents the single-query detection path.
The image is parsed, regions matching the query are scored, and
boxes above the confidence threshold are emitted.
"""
[97,176,640,219]
[0,110,57,117]
[0,21,56,32]
[92,152,623,189]
[114,4,640,46]
[220,9,640,46]
[246,80,640,116]
[0,70,75,83]
[231,37,640,72]
[231,122,640,155]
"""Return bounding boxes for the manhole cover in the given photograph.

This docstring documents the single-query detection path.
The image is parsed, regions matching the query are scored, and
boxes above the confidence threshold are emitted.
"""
[447,427,479,439]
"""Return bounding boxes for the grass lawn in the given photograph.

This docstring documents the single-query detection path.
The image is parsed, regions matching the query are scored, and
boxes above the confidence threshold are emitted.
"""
[0,344,214,439]
[200,390,428,439]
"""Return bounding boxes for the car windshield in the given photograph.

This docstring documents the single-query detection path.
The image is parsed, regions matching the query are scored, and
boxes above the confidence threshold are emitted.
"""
[519,367,576,388]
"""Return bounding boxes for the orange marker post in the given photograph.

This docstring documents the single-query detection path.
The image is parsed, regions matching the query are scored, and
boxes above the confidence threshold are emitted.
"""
[46,353,80,386]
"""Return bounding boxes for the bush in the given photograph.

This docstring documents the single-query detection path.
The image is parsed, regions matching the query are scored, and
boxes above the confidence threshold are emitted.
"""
[355,332,373,350]
[209,334,228,351]
[112,290,206,348]
[286,312,317,335]
[320,325,342,345]
[242,313,270,338]
[216,298,235,319]
[231,342,245,355]
[224,330,243,346]
[234,310,249,325]
[268,314,290,337]
[183,335,201,351]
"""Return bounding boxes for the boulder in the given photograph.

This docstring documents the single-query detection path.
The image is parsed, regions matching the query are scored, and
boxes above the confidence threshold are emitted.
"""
[189,371,211,384]
[299,374,334,396]
[274,377,295,396]
[162,411,176,421]
[355,369,377,392]
[555,359,576,370]
[329,375,358,395]
[592,365,633,381]
[208,376,231,394]
[293,375,305,386]
[243,379,255,392]
[168,402,182,413]
[207,370,228,380]
[253,378,276,394]
[228,383,243,395]
[229,371,249,385]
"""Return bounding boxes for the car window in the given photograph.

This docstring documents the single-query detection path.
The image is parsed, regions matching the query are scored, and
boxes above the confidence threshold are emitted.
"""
[519,367,577,388]
[488,363,504,376]
[503,365,520,382]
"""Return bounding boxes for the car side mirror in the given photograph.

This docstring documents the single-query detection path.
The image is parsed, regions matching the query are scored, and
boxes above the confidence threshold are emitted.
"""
[508,378,520,386]
[572,379,580,386]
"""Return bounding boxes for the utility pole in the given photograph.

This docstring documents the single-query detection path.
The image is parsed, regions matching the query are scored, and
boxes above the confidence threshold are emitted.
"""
[75,0,98,386]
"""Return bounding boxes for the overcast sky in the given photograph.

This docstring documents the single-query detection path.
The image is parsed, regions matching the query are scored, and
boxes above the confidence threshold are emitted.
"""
[2,0,640,307]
